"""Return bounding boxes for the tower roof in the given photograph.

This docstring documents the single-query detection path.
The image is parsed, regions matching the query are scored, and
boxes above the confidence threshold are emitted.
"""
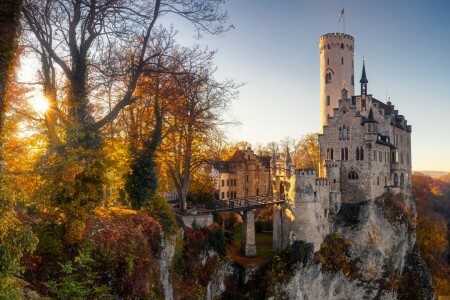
[360,61,368,84]
[361,107,378,124]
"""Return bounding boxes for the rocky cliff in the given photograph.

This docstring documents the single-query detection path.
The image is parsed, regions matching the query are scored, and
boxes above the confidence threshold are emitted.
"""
[272,193,434,299]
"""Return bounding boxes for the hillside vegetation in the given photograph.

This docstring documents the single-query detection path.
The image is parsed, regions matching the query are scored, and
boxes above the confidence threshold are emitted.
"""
[412,172,450,297]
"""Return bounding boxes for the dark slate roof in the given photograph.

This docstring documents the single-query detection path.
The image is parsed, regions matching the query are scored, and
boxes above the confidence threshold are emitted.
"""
[257,156,271,169]
[361,107,378,125]
[376,134,397,149]
[372,98,393,114]
[360,62,368,83]
[227,150,247,163]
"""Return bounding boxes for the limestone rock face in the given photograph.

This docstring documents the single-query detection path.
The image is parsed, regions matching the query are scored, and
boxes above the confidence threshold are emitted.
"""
[274,194,434,299]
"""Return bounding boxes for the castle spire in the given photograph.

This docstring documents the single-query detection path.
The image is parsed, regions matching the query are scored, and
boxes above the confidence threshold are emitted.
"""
[360,60,368,98]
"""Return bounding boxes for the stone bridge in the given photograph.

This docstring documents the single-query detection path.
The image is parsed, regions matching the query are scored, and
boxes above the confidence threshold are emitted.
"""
[184,194,285,257]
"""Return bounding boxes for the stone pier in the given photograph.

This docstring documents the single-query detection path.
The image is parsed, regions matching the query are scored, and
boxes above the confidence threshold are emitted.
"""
[241,210,256,256]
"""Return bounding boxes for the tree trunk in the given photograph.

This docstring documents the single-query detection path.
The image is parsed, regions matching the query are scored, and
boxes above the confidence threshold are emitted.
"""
[0,0,23,164]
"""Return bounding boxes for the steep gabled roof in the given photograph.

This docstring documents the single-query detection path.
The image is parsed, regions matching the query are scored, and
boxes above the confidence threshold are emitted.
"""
[228,150,247,163]
[257,155,271,169]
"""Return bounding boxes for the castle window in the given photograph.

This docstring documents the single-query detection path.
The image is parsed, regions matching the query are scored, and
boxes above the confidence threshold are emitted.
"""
[341,43,344,49]
[385,176,388,187]
[341,57,344,65]
[379,151,382,162]
[327,44,330,49]
[226,179,229,186]
[345,147,348,160]
[360,147,364,160]
[331,148,334,159]
[348,171,358,180]
[327,95,330,106]
[327,148,330,159]
[356,147,360,160]
[393,173,399,186]
[256,188,259,196]
[221,192,224,199]
[377,176,380,185]
[325,72,332,84]
[339,127,342,140]
[342,125,349,139]
[341,148,344,160]
[226,191,229,198]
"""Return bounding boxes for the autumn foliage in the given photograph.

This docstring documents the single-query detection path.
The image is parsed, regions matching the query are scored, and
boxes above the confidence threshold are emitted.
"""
[412,172,450,297]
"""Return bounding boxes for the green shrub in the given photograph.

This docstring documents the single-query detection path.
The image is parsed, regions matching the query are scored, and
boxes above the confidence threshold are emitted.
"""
[205,226,226,256]
[149,195,176,233]
[318,233,356,278]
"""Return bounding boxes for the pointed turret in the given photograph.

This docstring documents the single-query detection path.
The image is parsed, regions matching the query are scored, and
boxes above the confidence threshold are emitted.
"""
[362,107,378,142]
[360,61,368,84]
[285,147,292,178]
[360,61,368,100]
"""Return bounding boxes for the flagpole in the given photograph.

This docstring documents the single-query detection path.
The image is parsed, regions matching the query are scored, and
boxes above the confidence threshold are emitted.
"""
[343,10,345,33]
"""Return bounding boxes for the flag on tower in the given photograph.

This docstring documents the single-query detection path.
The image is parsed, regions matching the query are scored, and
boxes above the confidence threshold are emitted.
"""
[339,8,344,22]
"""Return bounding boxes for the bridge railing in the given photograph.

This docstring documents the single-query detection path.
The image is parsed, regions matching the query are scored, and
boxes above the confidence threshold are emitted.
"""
[192,193,287,213]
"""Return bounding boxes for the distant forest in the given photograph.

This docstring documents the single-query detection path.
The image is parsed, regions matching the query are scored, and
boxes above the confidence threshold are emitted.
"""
[412,172,450,296]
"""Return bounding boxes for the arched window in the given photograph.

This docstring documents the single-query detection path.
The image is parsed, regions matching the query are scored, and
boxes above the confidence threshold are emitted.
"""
[377,176,380,185]
[341,148,345,160]
[342,125,347,139]
[345,147,348,160]
[325,72,331,83]
[393,173,399,186]
[327,95,330,106]
[341,57,344,65]
[327,148,330,159]
[360,147,364,160]
[341,43,344,49]
[356,147,360,160]
[327,44,330,49]
[400,173,405,188]
[339,127,342,140]
[348,171,358,180]
[331,148,334,159]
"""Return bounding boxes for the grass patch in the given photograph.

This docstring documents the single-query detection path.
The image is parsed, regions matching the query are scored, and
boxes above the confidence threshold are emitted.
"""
[226,223,275,268]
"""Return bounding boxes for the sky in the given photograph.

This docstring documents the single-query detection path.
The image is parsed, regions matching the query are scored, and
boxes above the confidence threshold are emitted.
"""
[165,0,450,172]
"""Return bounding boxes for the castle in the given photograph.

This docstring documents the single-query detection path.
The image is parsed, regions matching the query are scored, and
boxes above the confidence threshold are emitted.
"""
[272,32,412,251]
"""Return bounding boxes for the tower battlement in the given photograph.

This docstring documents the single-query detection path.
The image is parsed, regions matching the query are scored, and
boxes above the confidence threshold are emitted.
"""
[295,169,315,177]
[320,32,354,41]
[315,178,330,186]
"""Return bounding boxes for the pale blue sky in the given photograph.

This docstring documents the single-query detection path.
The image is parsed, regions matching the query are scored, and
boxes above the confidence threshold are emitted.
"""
[163,1,450,171]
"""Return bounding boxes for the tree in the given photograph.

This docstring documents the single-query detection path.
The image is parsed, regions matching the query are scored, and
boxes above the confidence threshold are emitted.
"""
[294,133,320,174]
[0,2,38,297]
[162,46,238,211]
[21,0,229,221]
[0,0,23,162]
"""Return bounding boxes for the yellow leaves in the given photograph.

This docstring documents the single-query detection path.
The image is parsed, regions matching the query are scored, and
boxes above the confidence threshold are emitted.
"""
[63,219,86,246]
[417,214,448,263]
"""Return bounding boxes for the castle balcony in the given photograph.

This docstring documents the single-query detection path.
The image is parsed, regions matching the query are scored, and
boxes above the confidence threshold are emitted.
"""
[390,162,402,171]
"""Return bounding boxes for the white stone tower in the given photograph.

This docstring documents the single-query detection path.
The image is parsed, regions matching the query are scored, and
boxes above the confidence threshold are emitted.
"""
[319,33,355,128]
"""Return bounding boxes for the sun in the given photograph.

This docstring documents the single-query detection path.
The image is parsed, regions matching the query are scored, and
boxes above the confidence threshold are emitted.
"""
[30,94,49,114]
